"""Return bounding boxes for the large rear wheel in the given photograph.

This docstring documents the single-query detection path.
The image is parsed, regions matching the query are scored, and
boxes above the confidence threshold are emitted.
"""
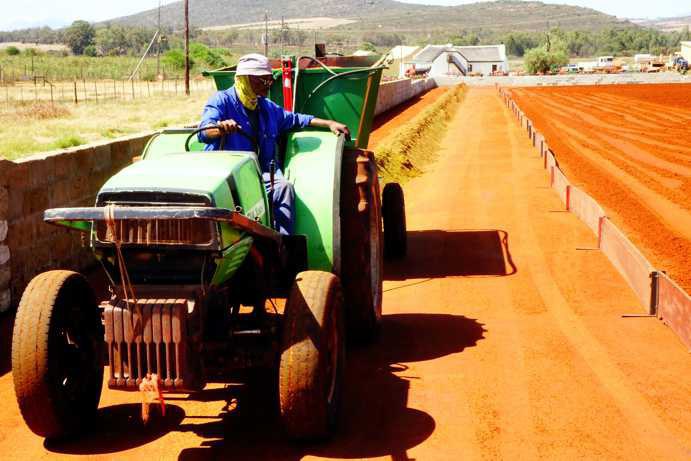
[279,271,345,440]
[12,270,104,439]
[340,149,383,343]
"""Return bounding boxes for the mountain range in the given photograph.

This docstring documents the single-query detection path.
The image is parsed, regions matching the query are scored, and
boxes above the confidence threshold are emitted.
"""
[107,0,634,34]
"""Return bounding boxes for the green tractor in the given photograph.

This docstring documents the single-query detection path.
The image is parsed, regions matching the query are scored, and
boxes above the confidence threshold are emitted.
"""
[11,55,407,441]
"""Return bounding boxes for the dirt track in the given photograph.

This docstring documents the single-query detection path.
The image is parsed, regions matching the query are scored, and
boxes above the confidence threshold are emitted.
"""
[1,88,690,459]
[511,84,691,292]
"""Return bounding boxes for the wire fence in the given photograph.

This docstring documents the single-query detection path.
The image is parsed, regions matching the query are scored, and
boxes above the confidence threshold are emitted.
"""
[0,78,215,108]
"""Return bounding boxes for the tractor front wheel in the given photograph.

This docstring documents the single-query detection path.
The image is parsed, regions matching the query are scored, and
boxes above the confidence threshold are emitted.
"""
[12,270,104,439]
[279,271,345,440]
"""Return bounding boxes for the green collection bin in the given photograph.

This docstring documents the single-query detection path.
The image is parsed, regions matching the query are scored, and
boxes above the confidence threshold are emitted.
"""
[202,56,384,149]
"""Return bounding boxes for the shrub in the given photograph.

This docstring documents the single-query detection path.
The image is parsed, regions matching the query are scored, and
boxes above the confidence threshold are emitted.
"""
[523,47,568,74]
[5,46,20,56]
[53,135,86,149]
[83,45,98,57]
[189,43,227,68]
[162,49,194,70]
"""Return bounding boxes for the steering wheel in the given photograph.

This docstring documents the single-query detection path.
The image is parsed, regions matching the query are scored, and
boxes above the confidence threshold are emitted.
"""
[184,124,257,152]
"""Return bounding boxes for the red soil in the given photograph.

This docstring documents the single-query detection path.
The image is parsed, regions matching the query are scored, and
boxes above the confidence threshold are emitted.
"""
[511,84,691,291]
[368,87,449,149]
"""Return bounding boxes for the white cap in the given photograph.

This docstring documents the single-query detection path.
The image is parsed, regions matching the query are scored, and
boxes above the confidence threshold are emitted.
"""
[236,53,273,76]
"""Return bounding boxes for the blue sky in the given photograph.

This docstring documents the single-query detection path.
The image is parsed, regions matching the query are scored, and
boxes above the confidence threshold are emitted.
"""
[1,1,689,31]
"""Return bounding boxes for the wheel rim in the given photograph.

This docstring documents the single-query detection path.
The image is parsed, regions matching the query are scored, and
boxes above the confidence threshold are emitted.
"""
[51,306,98,405]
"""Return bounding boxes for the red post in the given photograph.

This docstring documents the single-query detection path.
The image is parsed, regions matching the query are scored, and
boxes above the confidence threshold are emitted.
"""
[281,57,293,112]
[550,166,555,187]
[565,185,571,211]
[597,216,605,248]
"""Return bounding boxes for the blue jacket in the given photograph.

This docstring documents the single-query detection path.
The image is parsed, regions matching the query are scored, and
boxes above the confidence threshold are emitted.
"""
[198,88,314,172]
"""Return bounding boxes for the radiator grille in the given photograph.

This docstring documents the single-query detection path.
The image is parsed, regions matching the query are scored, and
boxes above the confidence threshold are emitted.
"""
[104,298,191,390]
[96,219,214,246]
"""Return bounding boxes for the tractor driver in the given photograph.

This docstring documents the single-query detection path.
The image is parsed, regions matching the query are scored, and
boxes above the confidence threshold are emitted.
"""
[198,53,350,235]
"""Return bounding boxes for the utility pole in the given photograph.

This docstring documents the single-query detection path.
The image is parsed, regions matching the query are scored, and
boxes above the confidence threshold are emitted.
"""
[264,10,269,56]
[156,0,161,77]
[280,16,285,57]
[184,0,190,96]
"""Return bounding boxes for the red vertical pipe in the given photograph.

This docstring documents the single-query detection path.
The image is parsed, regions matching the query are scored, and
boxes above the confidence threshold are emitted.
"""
[281,57,293,112]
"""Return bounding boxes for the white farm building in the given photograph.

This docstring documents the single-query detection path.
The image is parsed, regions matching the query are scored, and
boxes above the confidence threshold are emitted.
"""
[405,44,509,77]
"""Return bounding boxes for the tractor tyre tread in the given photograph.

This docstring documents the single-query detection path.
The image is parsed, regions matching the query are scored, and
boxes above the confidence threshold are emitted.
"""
[12,270,102,439]
[279,271,344,440]
[340,150,383,344]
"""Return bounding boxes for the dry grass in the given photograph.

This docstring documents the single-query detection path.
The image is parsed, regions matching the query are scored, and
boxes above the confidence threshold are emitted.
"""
[9,102,71,120]
[0,91,213,160]
[374,84,466,184]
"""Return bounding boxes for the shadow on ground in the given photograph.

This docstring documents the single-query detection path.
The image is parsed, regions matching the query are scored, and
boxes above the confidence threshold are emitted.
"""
[42,313,485,459]
[385,229,517,281]
[45,404,187,454]
[175,313,486,461]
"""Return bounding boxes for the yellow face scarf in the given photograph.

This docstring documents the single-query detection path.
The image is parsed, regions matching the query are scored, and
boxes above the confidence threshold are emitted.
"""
[234,75,258,111]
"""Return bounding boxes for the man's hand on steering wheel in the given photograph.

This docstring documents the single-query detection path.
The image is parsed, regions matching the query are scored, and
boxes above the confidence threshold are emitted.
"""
[217,119,241,135]
[204,119,240,138]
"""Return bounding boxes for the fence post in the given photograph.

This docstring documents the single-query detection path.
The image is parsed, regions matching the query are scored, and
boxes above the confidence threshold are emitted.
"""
[131,79,135,100]
[650,271,660,316]
[73,79,78,104]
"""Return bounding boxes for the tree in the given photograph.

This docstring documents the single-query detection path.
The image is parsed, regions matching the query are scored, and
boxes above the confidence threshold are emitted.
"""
[64,20,95,55]
[360,42,377,52]
[524,46,568,74]
[450,31,480,47]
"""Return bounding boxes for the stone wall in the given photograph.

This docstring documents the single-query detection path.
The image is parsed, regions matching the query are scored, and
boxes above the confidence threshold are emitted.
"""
[374,78,437,116]
[1,132,154,311]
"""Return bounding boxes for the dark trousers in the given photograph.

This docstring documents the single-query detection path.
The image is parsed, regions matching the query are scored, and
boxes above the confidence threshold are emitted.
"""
[263,171,294,235]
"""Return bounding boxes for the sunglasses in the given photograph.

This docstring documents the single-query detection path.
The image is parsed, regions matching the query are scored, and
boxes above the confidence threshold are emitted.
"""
[253,76,274,87]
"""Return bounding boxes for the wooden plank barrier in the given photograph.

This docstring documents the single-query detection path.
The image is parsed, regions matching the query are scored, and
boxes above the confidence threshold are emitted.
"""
[599,218,656,313]
[656,272,691,350]
[501,89,690,345]
[551,166,570,206]
[568,186,606,237]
